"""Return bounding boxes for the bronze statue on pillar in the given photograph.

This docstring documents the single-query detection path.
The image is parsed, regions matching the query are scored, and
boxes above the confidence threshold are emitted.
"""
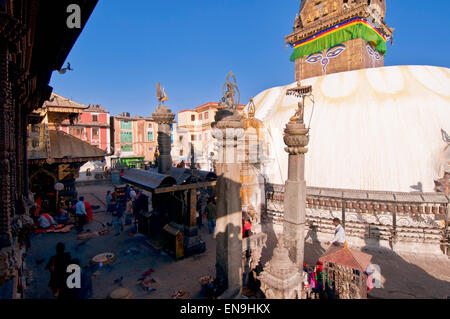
[212,72,245,298]
[283,81,312,269]
[259,82,312,299]
[152,83,175,175]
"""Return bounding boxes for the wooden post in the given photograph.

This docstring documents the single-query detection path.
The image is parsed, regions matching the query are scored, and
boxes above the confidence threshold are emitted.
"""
[189,189,197,227]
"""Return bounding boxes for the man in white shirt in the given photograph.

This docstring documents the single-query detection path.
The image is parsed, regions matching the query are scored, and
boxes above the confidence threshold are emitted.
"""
[327,218,346,246]
[130,187,136,202]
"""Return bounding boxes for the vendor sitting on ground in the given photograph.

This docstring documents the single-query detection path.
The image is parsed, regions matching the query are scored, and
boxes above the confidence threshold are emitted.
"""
[55,205,70,225]
[327,218,347,247]
[38,211,57,229]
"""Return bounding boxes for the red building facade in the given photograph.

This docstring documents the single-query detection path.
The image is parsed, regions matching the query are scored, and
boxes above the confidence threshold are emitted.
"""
[59,100,111,153]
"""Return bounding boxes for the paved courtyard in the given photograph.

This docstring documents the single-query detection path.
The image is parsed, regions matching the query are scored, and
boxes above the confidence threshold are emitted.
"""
[24,183,450,299]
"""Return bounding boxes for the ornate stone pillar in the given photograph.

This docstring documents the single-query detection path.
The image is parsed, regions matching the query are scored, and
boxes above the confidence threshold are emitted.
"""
[212,72,244,298]
[258,235,302,299]
[283,83,311,270]
[152,104,175,175]
[0,38,12,249]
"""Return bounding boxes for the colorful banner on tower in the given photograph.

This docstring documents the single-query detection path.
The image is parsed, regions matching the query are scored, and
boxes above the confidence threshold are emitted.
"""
[290,17,387,62]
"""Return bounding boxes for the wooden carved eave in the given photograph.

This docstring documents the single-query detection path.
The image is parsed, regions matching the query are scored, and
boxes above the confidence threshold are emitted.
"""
[0,12,27,46]
[28,156,105,165]
[46,106,87,114]
[285,4,393,45]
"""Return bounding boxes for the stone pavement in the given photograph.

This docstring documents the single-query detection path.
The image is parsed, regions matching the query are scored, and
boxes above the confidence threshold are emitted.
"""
[24,183,450,299]
[303,240,450,299]
[25,183,217,299]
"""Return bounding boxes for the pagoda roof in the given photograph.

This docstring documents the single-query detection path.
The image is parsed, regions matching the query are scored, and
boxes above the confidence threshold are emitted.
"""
[44,93,87,111]
[28,130,106,163]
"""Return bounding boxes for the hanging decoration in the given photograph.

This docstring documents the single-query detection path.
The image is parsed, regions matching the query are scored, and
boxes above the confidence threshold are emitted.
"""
[290,17,387,62]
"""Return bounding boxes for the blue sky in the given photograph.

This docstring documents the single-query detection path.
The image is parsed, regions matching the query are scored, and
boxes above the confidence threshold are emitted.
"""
[50,0,450,117]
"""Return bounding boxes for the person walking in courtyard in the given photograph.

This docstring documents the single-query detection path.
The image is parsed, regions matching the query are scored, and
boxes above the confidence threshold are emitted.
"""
[242,216,252,238]
[45,242,71,298]
[327,218,347,247]
[108,198,124,236]
[106,191,112,209]
[206,198,217,235]
[130,186,137,202]
[75,196,87,233]
[125,197,133,225]
[83,199,93,223]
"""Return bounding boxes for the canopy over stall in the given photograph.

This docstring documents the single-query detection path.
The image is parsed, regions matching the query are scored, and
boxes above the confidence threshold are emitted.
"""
[319,246,373,299]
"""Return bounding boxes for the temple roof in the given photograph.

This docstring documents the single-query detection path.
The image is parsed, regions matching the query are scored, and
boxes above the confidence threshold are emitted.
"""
[44,93,87,110]
[122,168,217,191]
[28,130,106,163]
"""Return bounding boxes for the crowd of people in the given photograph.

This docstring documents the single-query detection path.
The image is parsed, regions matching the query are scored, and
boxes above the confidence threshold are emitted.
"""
[105,185,148,236]
[29,195,96,233]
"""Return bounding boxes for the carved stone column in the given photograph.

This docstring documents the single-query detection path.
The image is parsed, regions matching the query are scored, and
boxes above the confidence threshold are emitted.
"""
[258,235,302,299]
[212,72,245,298]
[283,84,311,270]
[152,104,175,175]
[0,38,12,249]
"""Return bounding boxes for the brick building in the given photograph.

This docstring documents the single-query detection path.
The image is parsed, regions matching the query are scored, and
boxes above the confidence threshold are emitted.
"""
[59,98,111,154]
[285,0,394,81]
[174,102,245,171]
[110,113,175,166]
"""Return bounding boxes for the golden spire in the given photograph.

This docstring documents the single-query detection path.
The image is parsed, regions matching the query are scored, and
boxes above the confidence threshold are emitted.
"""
[248,97,256,119]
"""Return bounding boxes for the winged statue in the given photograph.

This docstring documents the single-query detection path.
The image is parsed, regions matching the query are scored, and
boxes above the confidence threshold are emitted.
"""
[156,82,168,105]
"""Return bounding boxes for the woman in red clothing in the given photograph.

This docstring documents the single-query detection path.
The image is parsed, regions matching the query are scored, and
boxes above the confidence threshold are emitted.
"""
[242,217,252,238]
[83,200,93,223]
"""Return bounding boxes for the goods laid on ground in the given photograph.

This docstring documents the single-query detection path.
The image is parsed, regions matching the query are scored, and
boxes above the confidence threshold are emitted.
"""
[110,287,133,299]
[34,225,73,234]
[77,229,109,240]
[91,252,116,265]
[172,290,190,299]
[140,277,160,293]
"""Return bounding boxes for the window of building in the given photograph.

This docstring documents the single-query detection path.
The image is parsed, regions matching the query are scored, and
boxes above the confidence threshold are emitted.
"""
[191,135,196,141]
[191,115,196,121]
[120,131,133,143]
[121,144,133,152]
[199,113,203,121]
[92,115,98,122]
[148,131,154,141]
[92,128,99,137]
[120,120,132,130]
[180,150,184,156]
[179,135,184,142]
[204,112,209,120]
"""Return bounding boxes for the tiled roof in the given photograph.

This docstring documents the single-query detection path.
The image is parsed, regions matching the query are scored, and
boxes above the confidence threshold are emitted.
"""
[319,246,372,271]
[49,130,106,160]
[44,93,87,109]
[29,130,106,162]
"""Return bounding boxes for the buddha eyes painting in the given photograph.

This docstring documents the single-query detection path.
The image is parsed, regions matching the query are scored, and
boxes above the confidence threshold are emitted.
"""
[366,44,382,61]
[305,44,346,74]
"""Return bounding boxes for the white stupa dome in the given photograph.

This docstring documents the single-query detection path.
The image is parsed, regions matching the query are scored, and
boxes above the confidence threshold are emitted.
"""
[252,65,450,192]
